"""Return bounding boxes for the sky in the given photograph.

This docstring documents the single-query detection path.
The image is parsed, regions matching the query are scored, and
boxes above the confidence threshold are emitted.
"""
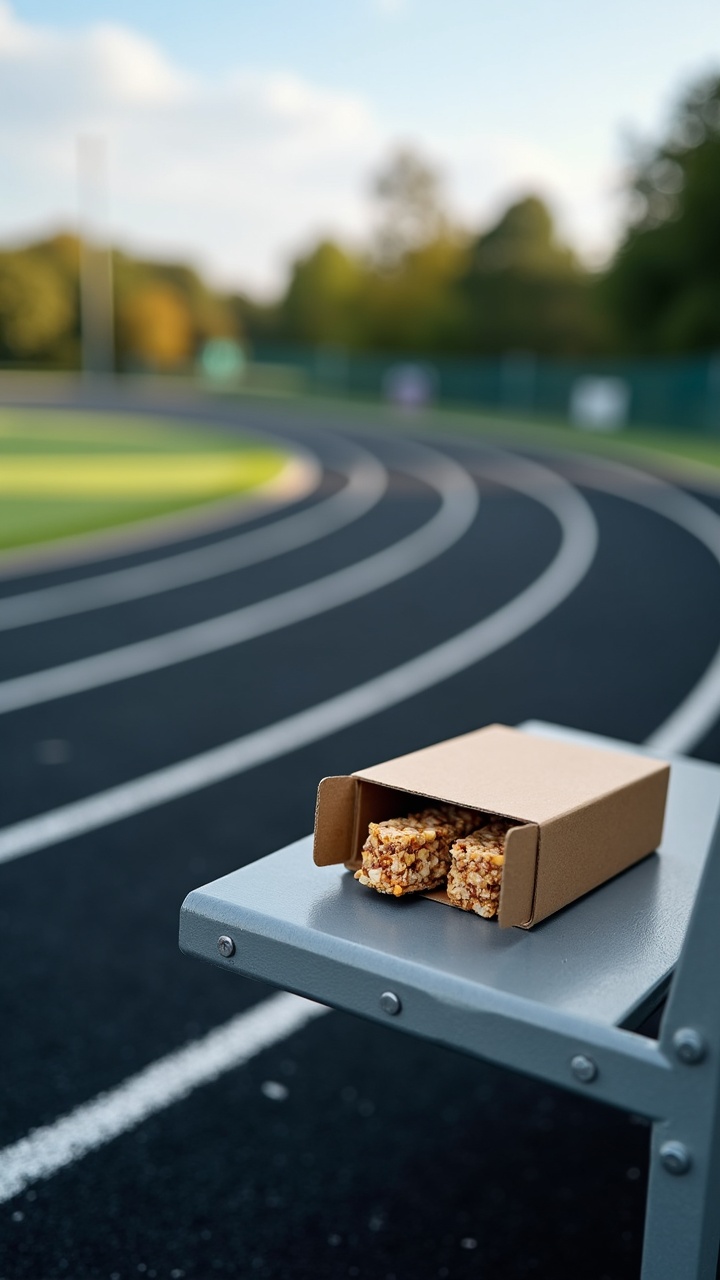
[2,0,719,297]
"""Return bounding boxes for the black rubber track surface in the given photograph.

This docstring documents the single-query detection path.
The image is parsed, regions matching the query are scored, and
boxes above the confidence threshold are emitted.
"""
[1,394,718,1280]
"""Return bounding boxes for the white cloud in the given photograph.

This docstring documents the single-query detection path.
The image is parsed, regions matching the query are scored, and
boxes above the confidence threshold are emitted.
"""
[0,2,383,293]
[0,1,620,295]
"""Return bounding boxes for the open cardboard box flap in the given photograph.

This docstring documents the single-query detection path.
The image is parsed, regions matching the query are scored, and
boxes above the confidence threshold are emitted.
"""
[313,725,669,928]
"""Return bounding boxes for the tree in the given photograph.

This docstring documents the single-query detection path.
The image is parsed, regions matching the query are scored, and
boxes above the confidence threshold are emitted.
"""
[149,260,236,345]
[468,197,577,277]
[112,247,243,370]
[604,74,720,353]
[459,196,607,355]
[117,283,193,370]
[0,233,244,369]
[262,147,463,355]
[0,252,74,359]
[370,148,448,267]
[279,240,366,347]
[230,290,279,347]
[358,234,468,353]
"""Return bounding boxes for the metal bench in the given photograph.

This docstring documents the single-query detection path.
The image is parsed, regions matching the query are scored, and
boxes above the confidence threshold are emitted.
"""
[179,721,720,1279]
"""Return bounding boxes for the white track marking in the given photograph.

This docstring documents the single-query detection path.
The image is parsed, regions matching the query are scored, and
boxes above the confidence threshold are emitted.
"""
[557,454,720,755]
[0,446,383,631]
[0,445,476,714]
[0,448,597,865]
[0,993,328,1206]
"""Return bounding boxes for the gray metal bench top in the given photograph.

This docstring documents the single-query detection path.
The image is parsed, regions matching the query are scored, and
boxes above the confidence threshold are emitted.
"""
[180,722,720,1280]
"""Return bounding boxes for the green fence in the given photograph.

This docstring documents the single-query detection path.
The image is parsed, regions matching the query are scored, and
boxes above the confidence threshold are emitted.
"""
[252,345,720,434]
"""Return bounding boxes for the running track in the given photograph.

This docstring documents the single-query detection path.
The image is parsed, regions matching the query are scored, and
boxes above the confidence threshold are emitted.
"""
[2,390,720,1280]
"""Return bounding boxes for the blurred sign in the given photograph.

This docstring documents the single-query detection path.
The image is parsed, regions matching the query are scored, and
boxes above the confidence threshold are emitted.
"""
[200,338,246,383]
[383,362,436,409]
[570,376,629,431]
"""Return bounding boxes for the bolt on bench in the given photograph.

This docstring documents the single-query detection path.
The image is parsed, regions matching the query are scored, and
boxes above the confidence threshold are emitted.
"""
[179,722,720,1280]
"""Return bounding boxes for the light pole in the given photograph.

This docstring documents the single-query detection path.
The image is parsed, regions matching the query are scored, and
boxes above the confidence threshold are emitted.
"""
[77,135,115,376]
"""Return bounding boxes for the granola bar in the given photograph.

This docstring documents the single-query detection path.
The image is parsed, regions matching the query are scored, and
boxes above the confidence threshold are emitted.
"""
[446,819,511,919]
[355,805,478,897]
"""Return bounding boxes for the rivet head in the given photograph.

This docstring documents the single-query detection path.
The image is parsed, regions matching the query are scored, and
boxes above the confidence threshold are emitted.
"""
[660,1141,692,1175]
[570,1054,598,1083]
[672,1028,706,1065]
[379,991,401,1016]
[217,935,235,958]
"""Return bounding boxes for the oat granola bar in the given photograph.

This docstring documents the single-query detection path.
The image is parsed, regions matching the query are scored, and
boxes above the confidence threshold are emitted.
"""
[354,805,478,897]
[446,819,512,919]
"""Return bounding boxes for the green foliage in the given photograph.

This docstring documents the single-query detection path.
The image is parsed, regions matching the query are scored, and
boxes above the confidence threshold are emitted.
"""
[4,72,720,371]
[357,234,468,353]
[359,149,468,351]
[230,291,278,345]
[0,235,242,371]
[117,282,193,370]
[279,240,366,347]
[459,196,609,356]
[0,250,74,359]
[604,74,720,353]
[112,250,237,370]
[468,196,577,276]
[271,166,608,357]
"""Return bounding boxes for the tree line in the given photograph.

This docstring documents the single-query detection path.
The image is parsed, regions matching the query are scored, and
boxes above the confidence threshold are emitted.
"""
[1,71,718,371]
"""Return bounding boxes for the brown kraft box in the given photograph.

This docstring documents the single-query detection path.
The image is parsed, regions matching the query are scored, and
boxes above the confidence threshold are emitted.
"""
[313,724,670,928]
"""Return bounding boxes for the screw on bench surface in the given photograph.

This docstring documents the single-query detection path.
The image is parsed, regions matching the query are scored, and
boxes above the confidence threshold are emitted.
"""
[379,991,401,1016]
[660,1141,692,1175]
[570,1054,597,1083]
[672,1028,706,1064]
[217,935,235,958]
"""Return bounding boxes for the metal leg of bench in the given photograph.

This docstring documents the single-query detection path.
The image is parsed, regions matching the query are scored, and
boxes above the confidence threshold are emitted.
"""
[640,1118,720,1280]
[638,808,720,1278]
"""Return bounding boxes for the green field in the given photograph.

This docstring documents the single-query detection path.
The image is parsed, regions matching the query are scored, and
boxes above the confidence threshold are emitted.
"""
[0,409,287,552]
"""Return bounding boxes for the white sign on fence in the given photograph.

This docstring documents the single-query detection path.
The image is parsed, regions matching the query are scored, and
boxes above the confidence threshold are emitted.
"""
[570,377,629,431]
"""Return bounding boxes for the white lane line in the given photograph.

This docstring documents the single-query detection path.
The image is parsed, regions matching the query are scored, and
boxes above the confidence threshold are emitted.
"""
[557,453,720,756]
[0,444,384,632]
[0,448,597,865]
[0,444,476,714]
[0,992,328,1207]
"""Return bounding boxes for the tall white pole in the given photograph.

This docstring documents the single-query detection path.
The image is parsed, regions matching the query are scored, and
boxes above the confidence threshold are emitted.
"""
[77,136,114,376]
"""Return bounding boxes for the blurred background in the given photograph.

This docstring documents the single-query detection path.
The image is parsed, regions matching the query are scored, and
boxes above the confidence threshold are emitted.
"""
[0,0,719,434]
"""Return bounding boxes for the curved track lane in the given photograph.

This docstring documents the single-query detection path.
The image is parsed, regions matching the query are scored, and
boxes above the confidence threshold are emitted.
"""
[0,441,596,862]
[0,439,476,713]
[1,396,720,1280]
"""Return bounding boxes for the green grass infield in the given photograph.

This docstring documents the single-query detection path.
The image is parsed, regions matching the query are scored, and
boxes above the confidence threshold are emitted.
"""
[0,408,287,552]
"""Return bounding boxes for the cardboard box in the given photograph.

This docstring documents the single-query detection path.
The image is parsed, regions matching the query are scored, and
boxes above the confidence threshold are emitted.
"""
[313,724,670,928]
